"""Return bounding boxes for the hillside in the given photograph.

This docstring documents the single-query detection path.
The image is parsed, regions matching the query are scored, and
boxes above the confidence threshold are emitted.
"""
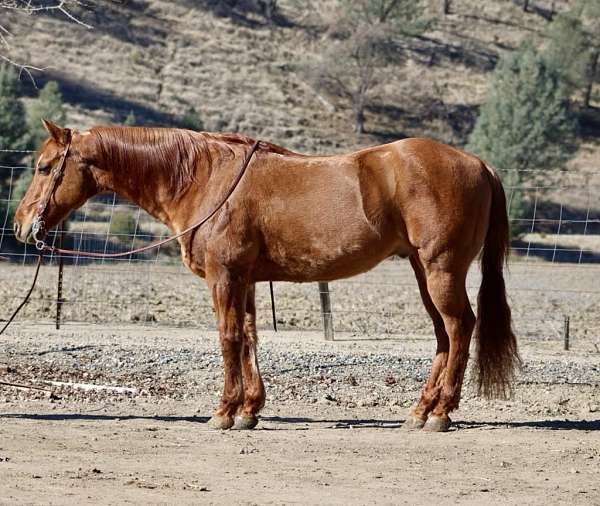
[3,0,598,161]
[1,0,599,264]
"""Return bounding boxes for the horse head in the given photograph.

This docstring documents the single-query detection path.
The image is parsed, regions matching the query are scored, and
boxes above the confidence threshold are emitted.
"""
[13,119,100,244]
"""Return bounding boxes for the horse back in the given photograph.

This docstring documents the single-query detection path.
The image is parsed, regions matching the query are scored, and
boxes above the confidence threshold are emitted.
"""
[205,138,492,282]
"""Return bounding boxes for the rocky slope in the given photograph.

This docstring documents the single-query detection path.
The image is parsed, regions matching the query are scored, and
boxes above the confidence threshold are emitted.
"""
[5,0,595,157]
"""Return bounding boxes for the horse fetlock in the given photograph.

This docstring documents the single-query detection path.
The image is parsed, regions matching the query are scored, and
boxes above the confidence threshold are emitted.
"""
[242,391,265,413]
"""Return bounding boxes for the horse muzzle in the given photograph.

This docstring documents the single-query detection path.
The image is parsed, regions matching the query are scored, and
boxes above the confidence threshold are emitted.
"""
[13,219,38,245]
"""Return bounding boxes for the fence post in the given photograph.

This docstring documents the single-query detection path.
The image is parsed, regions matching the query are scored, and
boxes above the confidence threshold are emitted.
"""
[318,282,334,341]
[563,315,570,351]
[55,222,65,330]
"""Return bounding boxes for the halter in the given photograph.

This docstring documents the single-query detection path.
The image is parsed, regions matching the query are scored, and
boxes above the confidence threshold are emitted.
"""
[32,139,72,251]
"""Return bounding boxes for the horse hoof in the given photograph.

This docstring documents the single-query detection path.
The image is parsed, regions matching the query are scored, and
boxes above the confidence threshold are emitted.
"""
[232,415,259,430]
[207,414,234,430]
[423,414,451,432]
[402,415,427,430]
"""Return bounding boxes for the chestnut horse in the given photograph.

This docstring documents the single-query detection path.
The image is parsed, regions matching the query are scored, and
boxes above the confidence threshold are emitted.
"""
[14,120,519,432]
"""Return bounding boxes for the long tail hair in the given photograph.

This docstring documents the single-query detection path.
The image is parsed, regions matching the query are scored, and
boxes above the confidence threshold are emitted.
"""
[474,166,521,398]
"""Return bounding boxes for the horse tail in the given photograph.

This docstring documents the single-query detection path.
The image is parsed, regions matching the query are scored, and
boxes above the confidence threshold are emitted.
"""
[474,165,521,398]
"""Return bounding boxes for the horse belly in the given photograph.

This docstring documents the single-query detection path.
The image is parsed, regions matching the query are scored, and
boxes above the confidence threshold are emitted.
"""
[250,154,412,282]
[255,210,408,282]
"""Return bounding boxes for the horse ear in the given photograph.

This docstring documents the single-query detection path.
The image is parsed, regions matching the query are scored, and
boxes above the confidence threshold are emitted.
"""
[41,118,71,145]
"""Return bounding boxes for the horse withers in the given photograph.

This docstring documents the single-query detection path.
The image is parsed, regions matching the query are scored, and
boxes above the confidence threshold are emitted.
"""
[13,119,519,432]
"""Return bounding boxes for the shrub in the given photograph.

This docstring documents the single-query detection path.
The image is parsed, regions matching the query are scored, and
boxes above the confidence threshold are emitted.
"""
[123,110,137,126]
[179,107,204,131]
[467,43,577,235]
[26,80,66,148]
[110,210,137,238]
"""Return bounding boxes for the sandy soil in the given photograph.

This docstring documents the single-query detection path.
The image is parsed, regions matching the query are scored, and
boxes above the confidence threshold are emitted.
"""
[0,326,599,505]
[1,403,599,506]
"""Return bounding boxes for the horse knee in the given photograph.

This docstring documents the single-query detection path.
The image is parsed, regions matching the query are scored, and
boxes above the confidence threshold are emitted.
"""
[220,330,243,351]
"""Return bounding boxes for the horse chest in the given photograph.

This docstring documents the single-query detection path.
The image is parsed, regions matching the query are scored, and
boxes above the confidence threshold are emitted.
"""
[180,241,206,278]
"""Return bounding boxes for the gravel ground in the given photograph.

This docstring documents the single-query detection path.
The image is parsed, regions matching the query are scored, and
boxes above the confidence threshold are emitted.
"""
[1,325,599,417]
[0,327,599,505]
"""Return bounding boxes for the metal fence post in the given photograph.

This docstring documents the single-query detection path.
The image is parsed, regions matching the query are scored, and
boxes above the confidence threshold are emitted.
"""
[563,315,570,351]
[318,282,334,341]
[55,222,65,330]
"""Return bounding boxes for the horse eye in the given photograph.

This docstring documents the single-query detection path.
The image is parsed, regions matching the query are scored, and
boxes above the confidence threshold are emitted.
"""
[38,163,51,174]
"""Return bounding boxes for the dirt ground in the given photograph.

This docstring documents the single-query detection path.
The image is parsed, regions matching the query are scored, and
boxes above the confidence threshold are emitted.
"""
[0,325,599,505]
[1,403,598,506]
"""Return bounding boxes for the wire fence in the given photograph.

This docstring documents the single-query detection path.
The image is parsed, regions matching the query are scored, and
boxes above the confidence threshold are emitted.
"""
[0,149,599,345]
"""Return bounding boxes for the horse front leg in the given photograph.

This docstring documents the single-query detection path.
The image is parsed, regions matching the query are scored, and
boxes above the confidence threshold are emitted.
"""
[206,265,248,430]
[232,283,266,430]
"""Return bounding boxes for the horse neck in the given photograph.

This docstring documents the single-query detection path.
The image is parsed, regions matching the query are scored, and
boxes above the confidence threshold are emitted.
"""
[90,128,207,229]
[103,170,174,227]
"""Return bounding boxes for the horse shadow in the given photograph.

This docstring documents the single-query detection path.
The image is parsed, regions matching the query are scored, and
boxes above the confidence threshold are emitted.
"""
[0,413,209,423]
[1,413,598,431]
[262,416,600,432]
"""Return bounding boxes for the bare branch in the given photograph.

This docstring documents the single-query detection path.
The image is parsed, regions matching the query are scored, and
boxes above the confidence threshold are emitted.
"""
[0,54,47,87]
[1,1,92,28]
[0,24,11,48]
[0,0,91,81]
[56,2,92,28]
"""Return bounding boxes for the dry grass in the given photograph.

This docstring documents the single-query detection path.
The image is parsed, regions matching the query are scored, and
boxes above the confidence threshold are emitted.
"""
[4,0,595,156]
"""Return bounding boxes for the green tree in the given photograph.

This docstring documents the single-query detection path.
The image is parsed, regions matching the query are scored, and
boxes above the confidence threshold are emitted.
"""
[123,110,137,126]
[544,0,600,108]
[6,169,32,225]
[180,107,204,131]
[573,0,600,108]
[544,10,588,93]
[110,210,138,241]
[467,43,577,231]
[26,81,66,148]
[309,0,429,134]
[0,63,29,167]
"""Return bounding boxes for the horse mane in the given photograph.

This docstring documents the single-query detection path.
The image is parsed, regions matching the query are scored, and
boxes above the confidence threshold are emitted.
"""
[202,131,296,156]
[89,126,297,196]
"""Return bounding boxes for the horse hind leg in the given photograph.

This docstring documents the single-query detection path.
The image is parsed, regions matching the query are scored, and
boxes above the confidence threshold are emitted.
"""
[404,255,451,430]
[420,260,476,432]
[232,283,266,430]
